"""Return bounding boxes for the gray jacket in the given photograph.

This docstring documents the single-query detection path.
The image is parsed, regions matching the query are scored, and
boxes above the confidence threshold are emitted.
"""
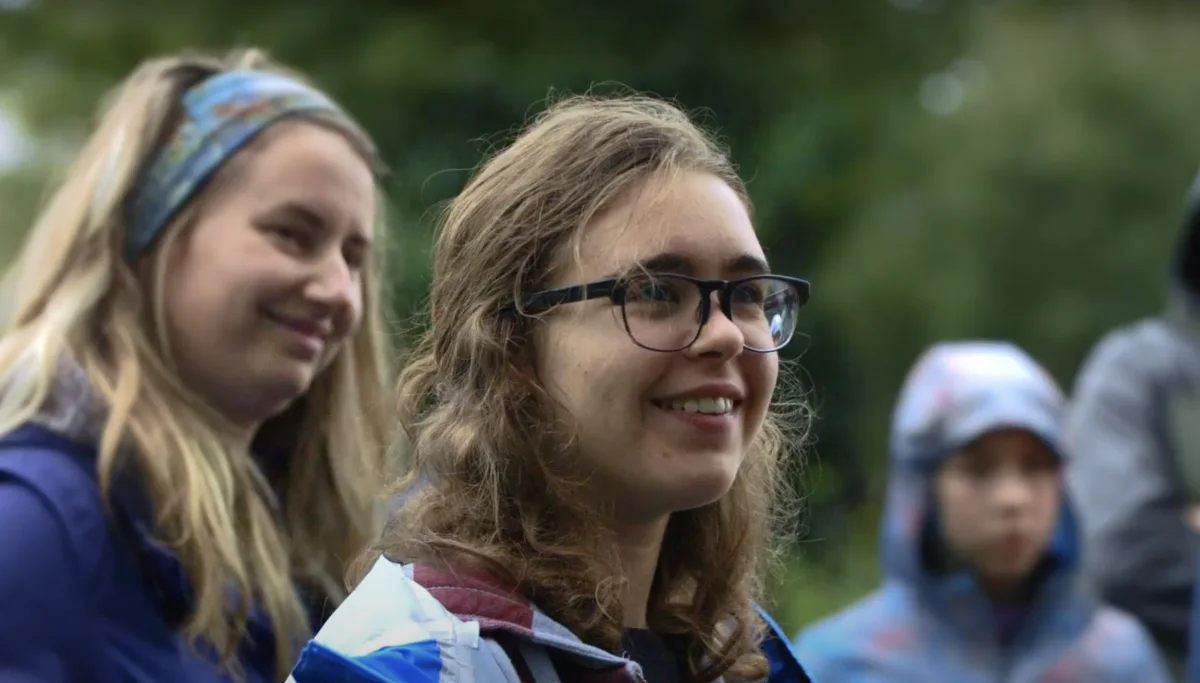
[1064,173,1200,658]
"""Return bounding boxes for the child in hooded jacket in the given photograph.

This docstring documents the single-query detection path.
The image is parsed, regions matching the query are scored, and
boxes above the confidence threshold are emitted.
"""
[794,341,1170,683]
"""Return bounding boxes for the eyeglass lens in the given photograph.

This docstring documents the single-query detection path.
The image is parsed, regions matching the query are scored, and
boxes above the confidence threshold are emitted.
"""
[619,274,801,352]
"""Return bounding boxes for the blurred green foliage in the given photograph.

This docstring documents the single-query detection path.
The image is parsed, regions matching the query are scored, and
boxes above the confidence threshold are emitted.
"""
[2,2,1199,636]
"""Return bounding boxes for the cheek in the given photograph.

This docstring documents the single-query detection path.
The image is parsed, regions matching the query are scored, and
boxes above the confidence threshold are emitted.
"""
[341,284,366,337]
[161,258,210,340]
[1035,479,1062,524]
[533,326,587,414]
[325,297,365,369]
[761,353,779,393]
[158,275,227,386]
[744,354,779,424]
[160,243,267,355]
[536,313,633,397]
[164,274,239,347]
[936,480,981,545]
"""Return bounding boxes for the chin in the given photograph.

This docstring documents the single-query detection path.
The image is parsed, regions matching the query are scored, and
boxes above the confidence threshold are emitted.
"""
[666,468,740,512]
[253,370,314,415]
[983,558,1039,584]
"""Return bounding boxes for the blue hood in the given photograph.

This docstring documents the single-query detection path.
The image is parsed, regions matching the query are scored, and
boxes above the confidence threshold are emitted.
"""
[881,340,1078,589]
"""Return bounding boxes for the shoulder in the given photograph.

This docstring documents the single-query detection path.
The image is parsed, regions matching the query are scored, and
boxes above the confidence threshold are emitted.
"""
[291,557,511,683]
[0,423,100,490]
[0,449,109,677]
[1079,606,1171,675]
[1074,318,1182,387]
[792,589,913,676]
[1088,605,1158,642]
[0,477,91,596]
[0,424,116,584]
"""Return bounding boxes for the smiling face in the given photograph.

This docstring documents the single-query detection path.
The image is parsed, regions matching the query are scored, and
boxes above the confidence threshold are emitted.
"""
[159,120,376,429]
[533,171,780,527]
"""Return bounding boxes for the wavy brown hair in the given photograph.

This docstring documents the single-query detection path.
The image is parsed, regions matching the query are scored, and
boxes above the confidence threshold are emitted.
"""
[0,49,394,679]
[372,94,807,682]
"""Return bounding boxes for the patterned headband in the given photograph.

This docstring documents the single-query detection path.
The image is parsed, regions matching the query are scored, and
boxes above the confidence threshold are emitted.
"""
[123,69,346,261]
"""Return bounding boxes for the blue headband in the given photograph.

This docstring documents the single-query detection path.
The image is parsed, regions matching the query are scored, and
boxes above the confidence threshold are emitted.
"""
[123,69,346,261]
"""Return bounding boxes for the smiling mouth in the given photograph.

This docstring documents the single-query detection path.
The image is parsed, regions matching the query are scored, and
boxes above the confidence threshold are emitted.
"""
[263,310,321,337]
[263,311,328,359]
[651,397,739,415]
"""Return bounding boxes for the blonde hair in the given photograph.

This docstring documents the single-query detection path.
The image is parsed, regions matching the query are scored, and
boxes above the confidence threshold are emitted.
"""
[372,94,806,683]
[0,49,394,678]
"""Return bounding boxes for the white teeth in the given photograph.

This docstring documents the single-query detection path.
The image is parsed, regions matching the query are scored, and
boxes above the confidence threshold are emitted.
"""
[663,397,734,414]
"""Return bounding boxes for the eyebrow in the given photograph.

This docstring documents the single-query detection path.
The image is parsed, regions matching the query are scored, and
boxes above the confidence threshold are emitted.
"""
[265,201,373,246]
[612,251,771,278]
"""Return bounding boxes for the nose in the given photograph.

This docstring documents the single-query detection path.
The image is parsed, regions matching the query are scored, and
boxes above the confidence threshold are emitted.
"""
[303,252,360,328]
[992,469,1034,515]
[683,292,744,359]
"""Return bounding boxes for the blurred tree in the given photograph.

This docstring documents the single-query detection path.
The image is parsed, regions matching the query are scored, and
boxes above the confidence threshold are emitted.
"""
[825,4,1200,481]
[0,1,971,576]
[794,3,1200,630]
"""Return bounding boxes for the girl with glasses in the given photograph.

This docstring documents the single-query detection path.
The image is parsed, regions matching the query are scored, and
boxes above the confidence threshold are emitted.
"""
[290,94,812,683]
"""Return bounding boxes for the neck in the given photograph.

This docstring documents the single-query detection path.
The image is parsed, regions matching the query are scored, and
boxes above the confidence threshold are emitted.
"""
[615,515,670,629]
[978,574,1027,605]
[221,418,260,453]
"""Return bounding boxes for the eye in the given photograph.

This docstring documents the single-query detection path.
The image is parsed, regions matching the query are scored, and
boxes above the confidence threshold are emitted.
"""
[339,229,373,271]
[1018,447,1059,474]
[951,449,997,479]
[623,274,680,303]
[731,280,768,306]
[963,460,995,480]
[269,224,313,250]
[342,242,367,271]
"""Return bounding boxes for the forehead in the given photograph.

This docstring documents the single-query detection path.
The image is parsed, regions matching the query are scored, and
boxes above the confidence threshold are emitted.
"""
[964,428,1054,458]
[217,121,376,232]
[569,172,764,279]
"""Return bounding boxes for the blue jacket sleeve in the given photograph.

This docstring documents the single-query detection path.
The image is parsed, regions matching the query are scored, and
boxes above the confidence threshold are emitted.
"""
[0,480,97,682]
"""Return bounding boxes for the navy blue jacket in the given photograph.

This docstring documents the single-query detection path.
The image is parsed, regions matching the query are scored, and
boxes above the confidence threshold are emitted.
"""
[0,424,294,682]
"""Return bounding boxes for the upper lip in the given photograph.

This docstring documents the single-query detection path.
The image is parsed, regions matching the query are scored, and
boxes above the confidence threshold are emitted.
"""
[653,382,746,403]
[267,311,332,341]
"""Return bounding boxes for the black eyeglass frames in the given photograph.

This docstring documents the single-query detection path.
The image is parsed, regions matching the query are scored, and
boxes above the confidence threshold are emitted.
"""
[511,272,811,353]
